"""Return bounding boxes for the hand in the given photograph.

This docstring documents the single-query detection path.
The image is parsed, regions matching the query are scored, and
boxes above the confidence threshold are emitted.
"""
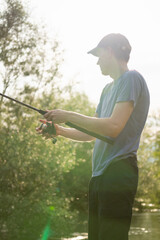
[36,120,60,139]
[44,109,69,123]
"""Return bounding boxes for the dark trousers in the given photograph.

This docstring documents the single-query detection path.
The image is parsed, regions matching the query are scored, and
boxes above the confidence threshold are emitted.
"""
[88,156,138,240]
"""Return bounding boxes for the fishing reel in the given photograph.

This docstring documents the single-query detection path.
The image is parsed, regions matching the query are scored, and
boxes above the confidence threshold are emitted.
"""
[39,121,57,144]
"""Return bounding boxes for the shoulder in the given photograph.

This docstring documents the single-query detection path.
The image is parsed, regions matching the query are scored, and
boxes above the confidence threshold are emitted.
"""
[124,70,146,83]
[120,70,147,89]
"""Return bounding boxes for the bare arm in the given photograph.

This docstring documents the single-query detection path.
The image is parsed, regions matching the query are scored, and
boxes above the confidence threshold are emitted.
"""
[37,115,97,142]
[44,101,134,139]
[57,125,95,142]
[57,113,99,142]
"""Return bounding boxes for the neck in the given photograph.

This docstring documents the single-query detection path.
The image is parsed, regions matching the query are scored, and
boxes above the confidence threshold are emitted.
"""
[109,61,129,80]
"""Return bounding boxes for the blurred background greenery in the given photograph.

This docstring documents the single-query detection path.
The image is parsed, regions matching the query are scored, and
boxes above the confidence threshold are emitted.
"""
[0,1,160,239]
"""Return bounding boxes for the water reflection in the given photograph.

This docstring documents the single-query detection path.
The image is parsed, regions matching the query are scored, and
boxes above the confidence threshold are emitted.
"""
[129,226,151,235]
[62,233,87,240]
[61,212,160,240]
[129,212,160,240]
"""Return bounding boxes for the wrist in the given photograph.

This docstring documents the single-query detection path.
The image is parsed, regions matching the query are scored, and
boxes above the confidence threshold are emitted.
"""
[57,125,65,136]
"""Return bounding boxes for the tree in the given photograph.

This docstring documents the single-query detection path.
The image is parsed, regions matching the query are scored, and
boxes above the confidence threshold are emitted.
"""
[135,112,160,211]
[0,0,63,105]
[0,91,95,240]
[0,2,96,239]
[0,0,76,239]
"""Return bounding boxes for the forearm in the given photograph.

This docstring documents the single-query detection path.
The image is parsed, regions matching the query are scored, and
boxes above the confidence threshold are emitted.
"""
[44,102,134,139]
[66,111,116,138]
[59,126,95,142]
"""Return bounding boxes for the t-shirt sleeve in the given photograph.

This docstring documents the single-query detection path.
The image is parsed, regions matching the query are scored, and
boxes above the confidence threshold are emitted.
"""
[116,71,142,107]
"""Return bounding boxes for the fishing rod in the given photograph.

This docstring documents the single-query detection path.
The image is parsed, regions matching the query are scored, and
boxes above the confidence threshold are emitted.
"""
[0,93,114,145]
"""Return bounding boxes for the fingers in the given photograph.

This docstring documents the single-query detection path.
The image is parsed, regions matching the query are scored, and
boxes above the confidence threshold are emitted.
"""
[36,121,49,138]
[36,124,43,133]
[36,119,57,140]
[44,110,52,121]
[43,109,67,123]
[39,119,52,125]
[40,119,47,124]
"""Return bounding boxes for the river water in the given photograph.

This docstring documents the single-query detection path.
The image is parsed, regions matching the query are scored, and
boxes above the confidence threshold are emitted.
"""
[129,212,160,240]
[62,212,160,240]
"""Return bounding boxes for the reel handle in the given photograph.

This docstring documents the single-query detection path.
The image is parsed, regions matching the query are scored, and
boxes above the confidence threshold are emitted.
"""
[39,122,57,144]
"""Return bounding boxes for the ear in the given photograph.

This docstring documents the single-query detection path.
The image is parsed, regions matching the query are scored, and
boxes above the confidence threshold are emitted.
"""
[107,47,114,57]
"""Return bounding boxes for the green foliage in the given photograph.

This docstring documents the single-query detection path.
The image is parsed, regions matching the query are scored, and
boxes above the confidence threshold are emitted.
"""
[0,0,94,239]
[135,113,160,211]
[0,92,95,239]
[0,84,95,239]
[0,0,63,101]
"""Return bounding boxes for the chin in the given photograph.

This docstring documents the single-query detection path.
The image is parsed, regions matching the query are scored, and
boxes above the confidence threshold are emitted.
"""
[100,68,109,76]
[101,70,108,76]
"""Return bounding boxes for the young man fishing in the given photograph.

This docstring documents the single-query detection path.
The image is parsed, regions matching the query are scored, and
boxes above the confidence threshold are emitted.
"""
[37,33,150,240]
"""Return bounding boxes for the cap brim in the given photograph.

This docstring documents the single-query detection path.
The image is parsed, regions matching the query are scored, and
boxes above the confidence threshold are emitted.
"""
[87,47,100,57]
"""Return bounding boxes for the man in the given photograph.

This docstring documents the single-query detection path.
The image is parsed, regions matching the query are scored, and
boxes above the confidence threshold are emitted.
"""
[37,33,150,240]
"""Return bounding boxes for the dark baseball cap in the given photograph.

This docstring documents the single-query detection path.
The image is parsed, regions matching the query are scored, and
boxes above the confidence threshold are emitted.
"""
[88,33,132,62]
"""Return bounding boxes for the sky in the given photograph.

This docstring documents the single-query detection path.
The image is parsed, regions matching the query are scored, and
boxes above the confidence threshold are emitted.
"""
[28,0,160,113]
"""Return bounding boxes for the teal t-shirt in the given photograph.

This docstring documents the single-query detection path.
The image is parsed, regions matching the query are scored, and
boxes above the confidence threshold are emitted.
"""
[92,70,150,177]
